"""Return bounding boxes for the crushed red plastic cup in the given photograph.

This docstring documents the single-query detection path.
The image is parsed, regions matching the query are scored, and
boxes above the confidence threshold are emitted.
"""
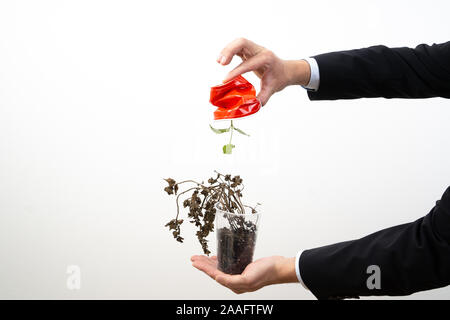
[210,75,261,120]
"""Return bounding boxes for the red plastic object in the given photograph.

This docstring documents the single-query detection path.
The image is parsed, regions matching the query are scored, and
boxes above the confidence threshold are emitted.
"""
[210,75,261,120]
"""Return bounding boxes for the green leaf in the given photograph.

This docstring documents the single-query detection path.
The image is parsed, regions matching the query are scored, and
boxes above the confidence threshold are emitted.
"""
[209,124,230,134]
[222,144,235,154]
[233,126,250,136]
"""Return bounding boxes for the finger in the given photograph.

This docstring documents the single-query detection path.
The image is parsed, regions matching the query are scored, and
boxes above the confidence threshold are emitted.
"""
[191,255,216,265]
[192,256,223,280]
[218,38,257,66]
[256,85,273,106]
[191,255,203,262]
[224,53,269,82]
[215,274,249,291]
[191,255,215,267]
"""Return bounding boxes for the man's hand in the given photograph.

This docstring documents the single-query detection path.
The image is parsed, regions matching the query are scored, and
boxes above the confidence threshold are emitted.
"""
[216,38,311,106]
[191,255,298,294]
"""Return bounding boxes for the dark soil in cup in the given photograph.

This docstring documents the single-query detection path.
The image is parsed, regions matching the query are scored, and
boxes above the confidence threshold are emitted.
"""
[217,225,257,274]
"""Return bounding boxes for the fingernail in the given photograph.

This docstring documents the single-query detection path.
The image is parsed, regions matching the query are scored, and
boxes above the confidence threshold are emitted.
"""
[220,56,227,65]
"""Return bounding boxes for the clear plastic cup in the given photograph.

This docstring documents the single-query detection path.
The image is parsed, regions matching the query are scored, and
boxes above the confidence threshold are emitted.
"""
[215,204,261,274]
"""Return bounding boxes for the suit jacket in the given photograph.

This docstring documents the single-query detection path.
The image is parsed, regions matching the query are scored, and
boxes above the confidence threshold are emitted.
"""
[300,42,450,299]
[308,42,450,100]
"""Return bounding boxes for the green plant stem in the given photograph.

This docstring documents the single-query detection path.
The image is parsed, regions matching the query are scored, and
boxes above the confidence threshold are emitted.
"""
[229,120,234,144]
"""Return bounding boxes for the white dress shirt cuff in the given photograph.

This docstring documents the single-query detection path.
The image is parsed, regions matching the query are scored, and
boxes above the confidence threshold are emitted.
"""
[295,250,309,290]
[302,57,320,91]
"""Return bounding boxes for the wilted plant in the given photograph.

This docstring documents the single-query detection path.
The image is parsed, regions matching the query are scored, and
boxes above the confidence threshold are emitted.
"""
[163,171,259,255]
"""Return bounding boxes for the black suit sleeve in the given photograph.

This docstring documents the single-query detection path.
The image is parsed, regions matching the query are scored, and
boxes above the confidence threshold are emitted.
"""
[299,187,450,300]
[307,42,450,100]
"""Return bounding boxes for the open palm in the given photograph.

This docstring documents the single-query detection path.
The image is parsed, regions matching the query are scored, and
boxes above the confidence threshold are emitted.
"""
[191,255,296,294]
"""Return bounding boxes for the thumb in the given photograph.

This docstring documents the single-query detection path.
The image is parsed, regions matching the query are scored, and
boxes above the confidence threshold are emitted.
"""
[257,86,272,106]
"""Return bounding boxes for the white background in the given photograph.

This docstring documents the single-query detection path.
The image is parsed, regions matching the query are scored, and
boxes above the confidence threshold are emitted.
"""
[0,0,449,299]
